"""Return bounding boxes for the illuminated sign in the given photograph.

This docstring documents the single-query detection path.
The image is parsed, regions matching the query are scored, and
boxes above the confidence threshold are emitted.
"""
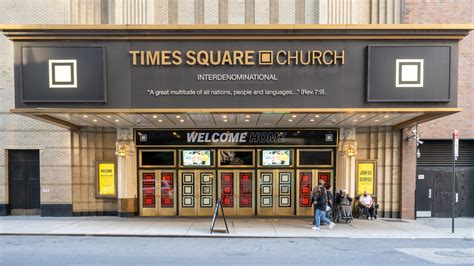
[129,49,345,66]
[96,161,116,198]
[356,160,376,196]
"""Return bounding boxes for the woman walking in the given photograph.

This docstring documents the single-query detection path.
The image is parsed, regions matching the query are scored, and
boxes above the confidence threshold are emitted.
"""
[312,186,336,231]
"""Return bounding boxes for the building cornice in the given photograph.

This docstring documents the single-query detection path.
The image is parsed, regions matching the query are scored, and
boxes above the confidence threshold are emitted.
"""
[1,24,472,41]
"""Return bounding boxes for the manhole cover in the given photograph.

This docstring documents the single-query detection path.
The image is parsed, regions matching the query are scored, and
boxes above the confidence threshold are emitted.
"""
[380,219,409,223]
[434,251,474,258]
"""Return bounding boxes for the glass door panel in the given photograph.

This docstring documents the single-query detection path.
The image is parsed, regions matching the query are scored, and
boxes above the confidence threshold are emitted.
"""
[296,169,319,216]
[218,170,255,216]
[179,170,216,216]
[257,170,294,216]
[139,170,177,216]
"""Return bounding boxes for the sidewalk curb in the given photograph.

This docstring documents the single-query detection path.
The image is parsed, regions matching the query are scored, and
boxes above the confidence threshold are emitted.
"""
[0,233,470,239]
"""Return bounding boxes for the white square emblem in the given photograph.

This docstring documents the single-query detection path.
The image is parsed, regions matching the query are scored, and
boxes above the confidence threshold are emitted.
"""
[396,59,424,87]
[49,59,77,88]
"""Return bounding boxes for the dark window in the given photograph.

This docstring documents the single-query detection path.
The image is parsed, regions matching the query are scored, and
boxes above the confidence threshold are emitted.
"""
[219,150,254,166]
[141,151,175,166]
[298,150,332,166]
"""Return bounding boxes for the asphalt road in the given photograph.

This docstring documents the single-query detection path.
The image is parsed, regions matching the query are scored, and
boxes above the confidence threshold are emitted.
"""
[1,236,473,265]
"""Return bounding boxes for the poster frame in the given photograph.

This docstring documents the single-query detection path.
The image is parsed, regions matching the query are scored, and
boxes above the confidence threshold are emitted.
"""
[356,160,377,196]
[95,160,118,199]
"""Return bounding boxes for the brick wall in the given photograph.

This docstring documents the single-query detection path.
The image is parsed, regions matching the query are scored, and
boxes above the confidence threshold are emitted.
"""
[404,0,474,139]
[0,0,71,212]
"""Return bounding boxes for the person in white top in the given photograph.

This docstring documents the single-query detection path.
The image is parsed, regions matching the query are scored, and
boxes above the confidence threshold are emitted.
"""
[359,191,376,220]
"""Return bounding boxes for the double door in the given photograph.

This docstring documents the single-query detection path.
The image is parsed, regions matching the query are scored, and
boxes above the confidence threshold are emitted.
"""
[178,170,216,216]
[217,170,255,216]
[139,170,177,216]
[257,170,294,216]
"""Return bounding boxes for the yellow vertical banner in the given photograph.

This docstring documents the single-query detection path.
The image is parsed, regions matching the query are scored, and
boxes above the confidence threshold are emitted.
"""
[97,162,116,197]
[357,161,376,196]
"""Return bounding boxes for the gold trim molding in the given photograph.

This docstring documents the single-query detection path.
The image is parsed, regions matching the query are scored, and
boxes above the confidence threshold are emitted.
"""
[1,24,473,30]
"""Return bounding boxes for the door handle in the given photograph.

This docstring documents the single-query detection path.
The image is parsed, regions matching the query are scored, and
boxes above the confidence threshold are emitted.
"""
[428,189,432,199]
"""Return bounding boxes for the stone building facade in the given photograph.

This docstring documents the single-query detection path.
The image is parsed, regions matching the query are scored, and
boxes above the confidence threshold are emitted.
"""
[0,0,472,219]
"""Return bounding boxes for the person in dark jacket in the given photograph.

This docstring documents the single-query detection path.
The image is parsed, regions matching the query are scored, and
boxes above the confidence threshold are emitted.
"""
[336,189,352,217]
[312,186,335,231]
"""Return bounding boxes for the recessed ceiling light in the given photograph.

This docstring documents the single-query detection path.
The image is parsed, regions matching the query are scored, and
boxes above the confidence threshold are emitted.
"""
[245,115,251,118]
[222,115,227,118]
[114,119,119,122]
[83,115,88,118]
[361,115,366,118]
[288,119,293,122]
[176,115,181,119]
[244,119,249,122]
[315,115,320,118]
[223,119,228,122]
[292,115,297,118]
[153,115,158,118]
[353,119,358,122]
[375,119,379,122]
[384,115,389,118]
[310,119,315,122]
[106,115,111,118]
[93,119,97,122]
[179,119,184,122]
[158,119,163,122]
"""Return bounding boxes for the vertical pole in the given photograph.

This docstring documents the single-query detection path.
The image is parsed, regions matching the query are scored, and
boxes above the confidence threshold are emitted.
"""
[451,132,456,233]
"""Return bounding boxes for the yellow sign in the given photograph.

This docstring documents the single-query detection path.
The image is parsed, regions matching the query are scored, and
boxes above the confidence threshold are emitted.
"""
[98,162,115,196]
[357,161,376,195]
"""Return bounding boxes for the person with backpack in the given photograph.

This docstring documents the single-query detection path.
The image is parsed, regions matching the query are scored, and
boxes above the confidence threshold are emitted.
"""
[312,186,336,231]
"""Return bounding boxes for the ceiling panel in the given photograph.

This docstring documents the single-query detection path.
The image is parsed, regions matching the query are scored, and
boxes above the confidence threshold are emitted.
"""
[378,113,422,126]
[277,113,306,127]
[43,112,432,129]
[318,114,354,126]
[357,113,400,126]
[95,114,134,127]
[298,114,330,127]
[49,113,94,126]
[338,113,378,126]
[142,114,176,127]
[236,113,259,127]
[165,113,195,128]
[119,114,154,127]
[212,113,237,127]
[188,113,215,127]
[257,113,284,127]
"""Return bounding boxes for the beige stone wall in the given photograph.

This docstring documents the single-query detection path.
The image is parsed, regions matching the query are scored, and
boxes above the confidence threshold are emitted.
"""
[356,127,401,218]
[0,0,71,208]
[71,127,117,215]
[101,0,401,25]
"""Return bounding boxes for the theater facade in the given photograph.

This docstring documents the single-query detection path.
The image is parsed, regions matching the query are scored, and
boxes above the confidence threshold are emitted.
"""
[1,24,471,218]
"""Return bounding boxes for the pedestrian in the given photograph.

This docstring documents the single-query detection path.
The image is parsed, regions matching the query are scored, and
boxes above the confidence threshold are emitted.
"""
[326,185,334,211]
[312,186,335,231]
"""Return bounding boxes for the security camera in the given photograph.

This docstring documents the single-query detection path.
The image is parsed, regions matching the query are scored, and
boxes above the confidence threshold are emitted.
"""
[331,119,337,124]
[417,140,423,145]
[136,119,141,125]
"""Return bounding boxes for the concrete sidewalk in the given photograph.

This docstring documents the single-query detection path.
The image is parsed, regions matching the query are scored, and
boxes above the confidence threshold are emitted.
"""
[0,216,472,239]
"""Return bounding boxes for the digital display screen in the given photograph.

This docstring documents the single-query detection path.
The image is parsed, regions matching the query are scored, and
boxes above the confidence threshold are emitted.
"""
[262,150,291,166]
[182,150,212,166]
